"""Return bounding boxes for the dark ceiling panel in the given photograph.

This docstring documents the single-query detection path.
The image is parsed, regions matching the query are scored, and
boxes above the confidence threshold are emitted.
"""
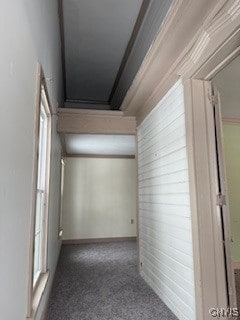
[110,0,174,109]
[59,0,174,110]
[62,0,143,103]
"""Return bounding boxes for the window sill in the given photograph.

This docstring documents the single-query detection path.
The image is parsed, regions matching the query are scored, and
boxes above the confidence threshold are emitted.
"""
[27,271,49,320]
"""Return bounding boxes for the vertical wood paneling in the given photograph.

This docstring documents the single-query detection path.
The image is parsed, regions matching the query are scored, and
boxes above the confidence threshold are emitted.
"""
[137,80,195,320]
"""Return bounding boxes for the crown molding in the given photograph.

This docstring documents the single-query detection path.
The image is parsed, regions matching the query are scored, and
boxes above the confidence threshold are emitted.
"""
[121,0,240,125]
[178,0,240,77]
[64,99,112,110]
[65,153,135,159]
[57,107,123,117]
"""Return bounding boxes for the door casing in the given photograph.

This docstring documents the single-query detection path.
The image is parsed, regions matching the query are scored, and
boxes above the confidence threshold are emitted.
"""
[182,36,240,320]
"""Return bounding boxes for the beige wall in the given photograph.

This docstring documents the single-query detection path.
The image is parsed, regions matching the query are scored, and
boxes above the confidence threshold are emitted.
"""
[62,158,137,239]
[214,56,240,264]
[223,124,240,263]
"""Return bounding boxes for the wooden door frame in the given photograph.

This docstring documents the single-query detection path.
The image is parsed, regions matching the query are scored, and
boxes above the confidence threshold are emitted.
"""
[182,31,240,320]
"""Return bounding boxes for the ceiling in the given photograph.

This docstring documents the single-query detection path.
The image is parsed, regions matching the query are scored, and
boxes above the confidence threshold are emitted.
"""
[63,0,143,103]
[65,134,136,156]
[214,55,240,119]
[59,0,173,110]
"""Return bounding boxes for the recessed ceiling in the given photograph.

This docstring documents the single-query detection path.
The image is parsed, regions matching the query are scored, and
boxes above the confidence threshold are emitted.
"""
[65,134,136,155]
[62,0,144,105]
[213,55,240,118]
[59,0,174,110]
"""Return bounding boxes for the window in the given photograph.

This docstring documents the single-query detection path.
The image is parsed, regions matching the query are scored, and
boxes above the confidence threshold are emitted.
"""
[33,84,51,289]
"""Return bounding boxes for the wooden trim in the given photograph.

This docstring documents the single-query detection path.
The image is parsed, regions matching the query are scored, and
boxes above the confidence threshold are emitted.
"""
[41,72,54,116]
[27,272,50,320]
[181,22,240,315]
[38,72,52,275]
[233,262,240,270]
[26,64,53,318]
[184,79,229,316]
[65,153,135,159]
[57,108,136,135]
[64,101,112,110]
[199,44,240,81]
[66,98,109,105]
[26,63,42,318]
[183,79,204,319]
[222,117,240,125]
[57,107,123,116]
[62,237,137,245]
[184,78,238,318]
[109,0,150,105]
[179,4,240,79]
[135,134,141,272]
[59,133,67,156]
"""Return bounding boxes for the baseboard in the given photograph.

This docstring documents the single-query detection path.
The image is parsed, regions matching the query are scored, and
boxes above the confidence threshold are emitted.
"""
[62,236,137,245]
[233,261,240,270]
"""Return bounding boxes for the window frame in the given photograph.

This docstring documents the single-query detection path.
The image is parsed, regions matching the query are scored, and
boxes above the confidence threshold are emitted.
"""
[26,64,52,319]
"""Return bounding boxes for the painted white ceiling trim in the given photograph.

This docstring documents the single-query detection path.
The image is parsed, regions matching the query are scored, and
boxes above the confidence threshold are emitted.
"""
[65,134,136,155]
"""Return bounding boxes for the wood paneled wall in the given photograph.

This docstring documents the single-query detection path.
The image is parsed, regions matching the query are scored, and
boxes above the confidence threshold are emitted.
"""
[137,80,195,320]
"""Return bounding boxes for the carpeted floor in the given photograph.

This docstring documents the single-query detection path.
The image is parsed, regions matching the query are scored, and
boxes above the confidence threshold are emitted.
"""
[46,241,178,320]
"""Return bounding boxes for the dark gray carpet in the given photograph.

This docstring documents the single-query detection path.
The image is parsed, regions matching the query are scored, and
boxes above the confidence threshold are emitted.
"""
[46,241,178,320]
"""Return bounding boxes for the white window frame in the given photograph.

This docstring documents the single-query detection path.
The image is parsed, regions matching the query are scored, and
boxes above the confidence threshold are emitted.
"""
[26,64,52,319]
[33,84,51,288]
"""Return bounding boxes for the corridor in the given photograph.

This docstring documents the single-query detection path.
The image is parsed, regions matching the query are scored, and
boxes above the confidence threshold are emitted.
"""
[2,1,239,319]
[46,241,177,320]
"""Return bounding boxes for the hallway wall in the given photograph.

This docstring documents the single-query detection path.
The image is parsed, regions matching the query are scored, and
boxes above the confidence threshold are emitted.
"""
[0,1,63,320]
[137,80,195,320]
[62,157,137,240]
[223,124,240,263]
[213,56,240,265]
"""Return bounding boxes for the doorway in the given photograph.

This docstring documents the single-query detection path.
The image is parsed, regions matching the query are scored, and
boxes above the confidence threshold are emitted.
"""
[212,54,240,309]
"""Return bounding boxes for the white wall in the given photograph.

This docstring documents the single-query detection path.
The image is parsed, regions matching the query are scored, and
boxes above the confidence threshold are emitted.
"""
[0,1,63,320]
[213,56,240,264]
[137,80,195,320]
[62,158,137,239]
[222,124,240,263]
[213,55,240,119]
